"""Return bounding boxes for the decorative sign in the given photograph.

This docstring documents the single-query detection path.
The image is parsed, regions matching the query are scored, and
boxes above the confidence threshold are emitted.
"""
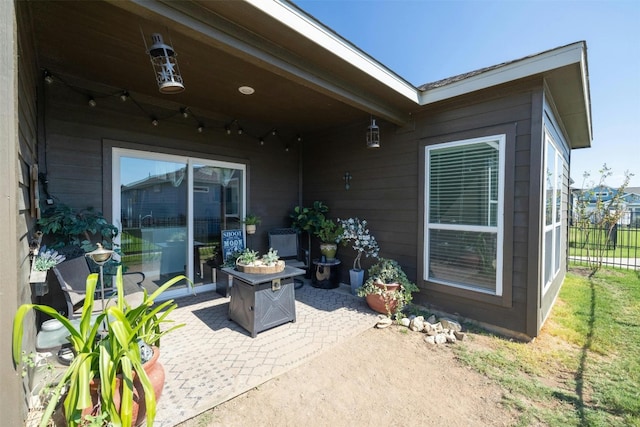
[221,229,244,261]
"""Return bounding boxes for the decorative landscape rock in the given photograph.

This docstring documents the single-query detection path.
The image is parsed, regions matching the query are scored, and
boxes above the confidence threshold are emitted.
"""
[391,314,466,345]
[376,317,393,328]
[409,316,424,332]
[440,318,462,332]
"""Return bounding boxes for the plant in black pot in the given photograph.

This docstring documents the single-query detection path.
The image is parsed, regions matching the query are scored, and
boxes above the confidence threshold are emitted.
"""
[12,267,188,427]
[290,201,328,271]
[357,258,418,318]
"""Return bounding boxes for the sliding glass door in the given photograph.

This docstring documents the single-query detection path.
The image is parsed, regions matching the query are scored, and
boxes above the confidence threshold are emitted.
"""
[113,148,245,299]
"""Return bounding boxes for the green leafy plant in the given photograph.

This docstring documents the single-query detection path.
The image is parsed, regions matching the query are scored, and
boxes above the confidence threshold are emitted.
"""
[222,249,244,268]
[316,218,344,244]
[262,248,280,265]
[32,245,66,271]
[235,248,260,265]
[12,267,187,427]
[357,258,418,317]
[290,201,328,237]
[37,203,119,252]
[242,214,261,225]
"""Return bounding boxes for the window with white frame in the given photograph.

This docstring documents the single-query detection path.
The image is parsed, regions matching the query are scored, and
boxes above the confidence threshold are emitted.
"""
[543,131,564,290]
[424,135,505,295]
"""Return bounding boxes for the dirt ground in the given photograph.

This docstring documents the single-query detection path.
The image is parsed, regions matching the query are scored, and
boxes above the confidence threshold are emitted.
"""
[178,325,516,427]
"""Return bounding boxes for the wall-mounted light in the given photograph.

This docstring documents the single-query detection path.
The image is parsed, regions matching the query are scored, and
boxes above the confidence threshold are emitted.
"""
[343,171,352,190]
[43,69,54,84]
[366,117,380,149]
[145,32,185,94]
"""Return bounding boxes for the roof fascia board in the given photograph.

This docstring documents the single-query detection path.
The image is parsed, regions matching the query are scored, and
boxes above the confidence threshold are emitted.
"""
[113,0,410,124]
[420,43,585,105]
[246,0,420,104]
[578,48,593,141]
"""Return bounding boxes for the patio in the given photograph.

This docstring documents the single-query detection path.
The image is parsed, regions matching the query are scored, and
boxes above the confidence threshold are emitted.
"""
[153,281,379,426]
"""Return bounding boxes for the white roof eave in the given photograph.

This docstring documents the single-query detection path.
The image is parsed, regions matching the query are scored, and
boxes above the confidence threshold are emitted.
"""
[246,0,421,105]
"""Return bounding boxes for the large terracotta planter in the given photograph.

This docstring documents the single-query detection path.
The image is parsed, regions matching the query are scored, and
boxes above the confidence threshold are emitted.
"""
[365,282,400,315]
[85,346,165,427]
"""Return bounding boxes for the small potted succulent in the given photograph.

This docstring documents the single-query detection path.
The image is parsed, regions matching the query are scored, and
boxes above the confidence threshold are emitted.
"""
[357,258,418,317]
[29,246,66,296]
[235,248,285,274]
[242,214,261,235]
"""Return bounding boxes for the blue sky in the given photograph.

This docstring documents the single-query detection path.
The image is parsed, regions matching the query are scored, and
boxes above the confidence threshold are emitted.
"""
[294,0,640,188]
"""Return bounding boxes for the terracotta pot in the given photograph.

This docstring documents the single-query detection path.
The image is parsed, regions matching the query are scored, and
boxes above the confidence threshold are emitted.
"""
[365,282,400,315]
[85,346,165,427]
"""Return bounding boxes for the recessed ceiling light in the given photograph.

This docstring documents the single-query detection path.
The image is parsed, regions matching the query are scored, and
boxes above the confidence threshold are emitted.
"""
[238,86,255,95]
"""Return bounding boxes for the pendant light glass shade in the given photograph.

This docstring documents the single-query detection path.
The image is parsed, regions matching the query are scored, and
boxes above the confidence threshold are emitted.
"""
[366,118,380,149]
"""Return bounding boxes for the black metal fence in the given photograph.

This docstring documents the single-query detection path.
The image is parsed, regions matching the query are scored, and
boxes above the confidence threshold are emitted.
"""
[568,211,640,270]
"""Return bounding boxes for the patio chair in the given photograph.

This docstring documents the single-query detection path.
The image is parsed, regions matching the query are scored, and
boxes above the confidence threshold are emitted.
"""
[268,228,308,288]
[52,256,145,318]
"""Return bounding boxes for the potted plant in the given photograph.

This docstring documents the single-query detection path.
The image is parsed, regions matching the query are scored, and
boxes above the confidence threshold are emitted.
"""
[29,246,66,296]
[290,201,328,267]
[12,266,187,427]
[235,248,285,274]
[338,217,380,294]
[242,214,261,235]
[315,219,343,261]
[357,258,419,317]
[37,203,122,278]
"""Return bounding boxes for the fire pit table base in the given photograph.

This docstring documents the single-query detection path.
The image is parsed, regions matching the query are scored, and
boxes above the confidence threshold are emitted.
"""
[224,266,304,338]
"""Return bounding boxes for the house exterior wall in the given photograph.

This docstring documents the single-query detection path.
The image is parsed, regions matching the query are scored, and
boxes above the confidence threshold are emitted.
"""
[304,78,549,338]
[2,1,40,423]
[39,81,301,256]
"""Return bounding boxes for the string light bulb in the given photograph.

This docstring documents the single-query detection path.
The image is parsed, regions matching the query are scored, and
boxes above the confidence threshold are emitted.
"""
[120,90,129,102]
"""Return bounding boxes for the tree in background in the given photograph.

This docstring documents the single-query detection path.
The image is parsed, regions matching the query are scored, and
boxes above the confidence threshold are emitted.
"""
[574,164,633,277]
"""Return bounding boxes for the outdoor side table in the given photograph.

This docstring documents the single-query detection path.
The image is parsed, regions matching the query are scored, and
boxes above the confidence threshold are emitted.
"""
[224,266,304,338]
[311,258,341,289]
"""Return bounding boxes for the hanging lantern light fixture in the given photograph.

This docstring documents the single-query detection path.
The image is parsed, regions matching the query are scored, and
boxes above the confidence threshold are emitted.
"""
[366,117,380,149]
[145,32,185,94]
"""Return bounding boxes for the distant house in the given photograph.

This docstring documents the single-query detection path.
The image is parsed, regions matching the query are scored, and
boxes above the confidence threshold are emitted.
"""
[571,185,639,226]
[1,1,592,422]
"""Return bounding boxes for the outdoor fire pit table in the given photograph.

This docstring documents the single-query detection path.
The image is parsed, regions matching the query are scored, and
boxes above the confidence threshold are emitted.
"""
[223,265,305,338]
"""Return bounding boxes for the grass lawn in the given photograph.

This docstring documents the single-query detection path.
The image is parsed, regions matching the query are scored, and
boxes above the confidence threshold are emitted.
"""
[454,267,640,426]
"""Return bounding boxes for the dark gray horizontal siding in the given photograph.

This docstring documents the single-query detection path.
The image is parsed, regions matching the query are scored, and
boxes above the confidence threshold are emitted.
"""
[305,79,543,337]
[41,83,301,255]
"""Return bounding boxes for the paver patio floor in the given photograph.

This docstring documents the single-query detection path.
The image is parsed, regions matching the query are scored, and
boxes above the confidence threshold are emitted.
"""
[154,281,379,426]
